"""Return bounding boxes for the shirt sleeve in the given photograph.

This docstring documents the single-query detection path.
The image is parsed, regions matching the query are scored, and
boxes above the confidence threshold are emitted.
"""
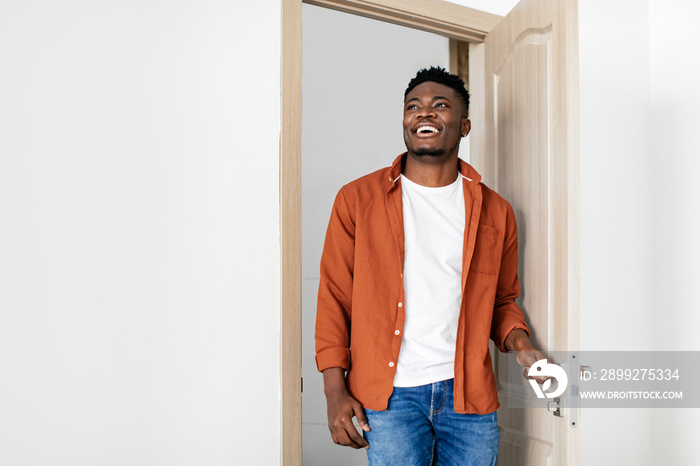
[490,202,530,352]
[315,188,355,372]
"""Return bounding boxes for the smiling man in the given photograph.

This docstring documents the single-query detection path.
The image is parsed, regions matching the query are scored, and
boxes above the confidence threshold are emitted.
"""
[315,67,544,465]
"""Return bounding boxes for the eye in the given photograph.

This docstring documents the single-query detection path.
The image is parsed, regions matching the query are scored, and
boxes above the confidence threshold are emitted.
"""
[407,104,418,110]
[435,102,448,108]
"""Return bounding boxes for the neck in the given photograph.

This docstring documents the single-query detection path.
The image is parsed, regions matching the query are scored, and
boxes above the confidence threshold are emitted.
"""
[403,152,460,187]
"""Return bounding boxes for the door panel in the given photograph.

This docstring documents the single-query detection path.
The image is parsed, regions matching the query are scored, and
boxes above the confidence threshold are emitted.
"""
[471,0,580,464]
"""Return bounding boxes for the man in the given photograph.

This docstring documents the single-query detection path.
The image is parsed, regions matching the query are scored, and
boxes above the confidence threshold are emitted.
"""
[315,67,545,465]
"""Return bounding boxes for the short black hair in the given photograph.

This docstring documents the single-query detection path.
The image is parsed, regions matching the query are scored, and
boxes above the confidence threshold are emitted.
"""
[404,66,470,116]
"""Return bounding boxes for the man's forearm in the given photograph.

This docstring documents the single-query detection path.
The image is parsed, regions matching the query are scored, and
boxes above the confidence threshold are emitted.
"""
[323,367,349,396]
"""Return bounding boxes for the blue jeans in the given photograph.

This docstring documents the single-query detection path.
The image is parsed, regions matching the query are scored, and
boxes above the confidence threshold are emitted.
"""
[363,379,499,466]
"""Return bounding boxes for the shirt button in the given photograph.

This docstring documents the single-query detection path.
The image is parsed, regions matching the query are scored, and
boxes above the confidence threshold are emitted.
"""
[398,302,403,308]
[395,330,400,335]
[388,362,394,367]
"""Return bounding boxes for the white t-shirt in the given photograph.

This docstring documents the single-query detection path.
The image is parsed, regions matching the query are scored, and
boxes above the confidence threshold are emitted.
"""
[393,174,466,387]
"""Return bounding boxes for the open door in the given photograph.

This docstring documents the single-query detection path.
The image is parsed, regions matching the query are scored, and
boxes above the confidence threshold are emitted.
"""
[470,0,580,464]
[283,1,580,464]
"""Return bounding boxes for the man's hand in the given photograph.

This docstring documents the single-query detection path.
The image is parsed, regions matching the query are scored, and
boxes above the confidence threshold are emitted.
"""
[515,349,550,384]
[323,367,370,449]
[504,328,549,384]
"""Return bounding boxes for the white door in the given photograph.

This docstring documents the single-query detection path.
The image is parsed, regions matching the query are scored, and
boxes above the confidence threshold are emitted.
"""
[471,0,581,464]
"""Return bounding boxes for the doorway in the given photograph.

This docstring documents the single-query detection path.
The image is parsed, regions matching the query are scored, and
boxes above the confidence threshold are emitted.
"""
[283,1,580,464]
[300,5,455,464]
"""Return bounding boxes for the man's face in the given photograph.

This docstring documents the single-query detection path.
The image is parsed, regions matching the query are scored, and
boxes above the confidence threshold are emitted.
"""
[402,81,470,158]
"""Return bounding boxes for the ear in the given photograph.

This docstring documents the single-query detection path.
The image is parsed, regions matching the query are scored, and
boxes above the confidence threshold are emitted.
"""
[461,118,471,138]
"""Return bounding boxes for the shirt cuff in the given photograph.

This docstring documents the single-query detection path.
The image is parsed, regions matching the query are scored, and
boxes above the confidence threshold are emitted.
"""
[315,347,351,372]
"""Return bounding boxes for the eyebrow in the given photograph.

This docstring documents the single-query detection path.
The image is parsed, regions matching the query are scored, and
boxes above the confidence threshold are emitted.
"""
[405,95,453,104]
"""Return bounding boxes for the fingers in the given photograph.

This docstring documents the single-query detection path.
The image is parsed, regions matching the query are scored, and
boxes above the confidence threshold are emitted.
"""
[354,403,371,433]
[518,351,542,368]
[329,412,368,449]
[523,367,548,384]
[346,419,369,449]
[518,350,550,384]
[531,353,550,383]
[327,398,369,449]
[526,359,549,384]
[346,401,369,448]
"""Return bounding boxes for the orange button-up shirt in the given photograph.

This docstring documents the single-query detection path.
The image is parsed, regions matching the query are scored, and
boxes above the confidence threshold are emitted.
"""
[315,153,529,414]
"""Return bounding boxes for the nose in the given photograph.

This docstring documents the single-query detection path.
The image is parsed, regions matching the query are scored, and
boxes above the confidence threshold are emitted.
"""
[417,107,436,119]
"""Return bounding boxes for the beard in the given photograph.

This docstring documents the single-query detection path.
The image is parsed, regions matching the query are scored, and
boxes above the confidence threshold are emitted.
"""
[412,147,446,157]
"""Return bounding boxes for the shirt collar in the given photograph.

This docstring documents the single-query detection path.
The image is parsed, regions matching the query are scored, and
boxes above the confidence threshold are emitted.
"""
[387,152,482,186]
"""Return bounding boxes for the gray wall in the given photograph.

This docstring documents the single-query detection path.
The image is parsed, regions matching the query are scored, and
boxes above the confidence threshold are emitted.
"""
[301,4,450,464]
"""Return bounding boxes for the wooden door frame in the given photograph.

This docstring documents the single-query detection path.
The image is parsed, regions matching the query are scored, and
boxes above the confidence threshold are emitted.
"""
[281,2,502,465]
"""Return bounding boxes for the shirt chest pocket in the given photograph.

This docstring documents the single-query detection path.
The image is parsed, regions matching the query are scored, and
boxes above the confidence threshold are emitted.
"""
[468,224,503,276]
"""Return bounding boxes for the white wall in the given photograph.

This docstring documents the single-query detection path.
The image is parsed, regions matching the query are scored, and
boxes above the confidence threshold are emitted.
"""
[579,0,700,465]
[0,1,281,464]
[301,5,450,465]
[648,1,700,351]
[578,1,654,464]
[445,0,519,16]
[648,1,700,464]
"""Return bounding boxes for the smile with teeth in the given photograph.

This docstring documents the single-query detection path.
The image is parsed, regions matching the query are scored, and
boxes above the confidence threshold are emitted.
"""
[416,125,440,134]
